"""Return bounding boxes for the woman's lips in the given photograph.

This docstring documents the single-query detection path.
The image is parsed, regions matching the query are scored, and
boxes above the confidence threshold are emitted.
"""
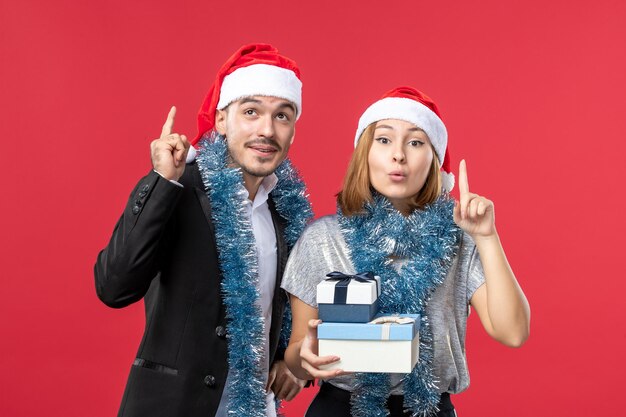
[389,171,407,182]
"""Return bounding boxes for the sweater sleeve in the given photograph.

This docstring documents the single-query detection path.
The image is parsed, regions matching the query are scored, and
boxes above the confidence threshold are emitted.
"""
[461,232,486,304]
[281,216,355,307]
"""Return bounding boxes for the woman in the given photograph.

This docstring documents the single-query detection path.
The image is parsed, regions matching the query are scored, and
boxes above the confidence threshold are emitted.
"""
[281,87,530,417]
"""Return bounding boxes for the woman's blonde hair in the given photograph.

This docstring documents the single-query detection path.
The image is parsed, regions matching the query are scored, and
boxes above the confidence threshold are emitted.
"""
[337,123,442,216]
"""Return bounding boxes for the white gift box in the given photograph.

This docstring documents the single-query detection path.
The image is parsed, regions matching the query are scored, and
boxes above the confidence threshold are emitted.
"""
[318,314,420,373]
[317,273,381,305]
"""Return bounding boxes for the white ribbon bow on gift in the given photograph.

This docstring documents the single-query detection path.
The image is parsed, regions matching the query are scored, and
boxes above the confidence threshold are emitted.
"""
[369,316,415,340]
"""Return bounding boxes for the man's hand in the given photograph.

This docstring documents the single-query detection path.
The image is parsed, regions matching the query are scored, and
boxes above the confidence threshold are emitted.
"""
[266,360,306,401]
[150,106,190,181]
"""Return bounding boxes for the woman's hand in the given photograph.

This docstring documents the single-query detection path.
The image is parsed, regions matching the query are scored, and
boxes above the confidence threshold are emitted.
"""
[453,159,496,239]
[285,296,346,380]
[299,319,345,379]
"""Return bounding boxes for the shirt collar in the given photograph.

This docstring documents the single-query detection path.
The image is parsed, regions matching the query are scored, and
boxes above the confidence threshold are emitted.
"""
[248,173,278,210]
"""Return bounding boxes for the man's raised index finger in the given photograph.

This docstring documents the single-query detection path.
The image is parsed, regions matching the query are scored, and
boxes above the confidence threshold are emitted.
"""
[459,159,470,195]
[161,106,176,137]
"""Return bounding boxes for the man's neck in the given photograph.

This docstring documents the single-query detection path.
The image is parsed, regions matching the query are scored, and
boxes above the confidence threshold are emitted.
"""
[242,171,264,201]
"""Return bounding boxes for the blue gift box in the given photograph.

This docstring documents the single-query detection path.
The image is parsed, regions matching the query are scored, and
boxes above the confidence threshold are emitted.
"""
[317,314,420,341]
[318,300,381,323]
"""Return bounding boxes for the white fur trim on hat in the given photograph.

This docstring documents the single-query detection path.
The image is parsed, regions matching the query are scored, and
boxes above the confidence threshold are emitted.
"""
[354,97,447,164]
[217,64,302,119]
[441,171,455,192]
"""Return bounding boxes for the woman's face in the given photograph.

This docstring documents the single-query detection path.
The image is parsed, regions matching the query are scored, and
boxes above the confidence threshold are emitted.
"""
[368,119,434,213]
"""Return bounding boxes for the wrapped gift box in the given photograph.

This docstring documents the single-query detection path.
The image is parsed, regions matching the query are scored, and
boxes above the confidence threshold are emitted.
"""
[317,314,420,373]
[317,271,381,323]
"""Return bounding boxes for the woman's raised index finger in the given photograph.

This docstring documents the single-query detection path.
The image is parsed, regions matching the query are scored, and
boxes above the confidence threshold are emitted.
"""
[459,159,470,195]
[161,106,177,137]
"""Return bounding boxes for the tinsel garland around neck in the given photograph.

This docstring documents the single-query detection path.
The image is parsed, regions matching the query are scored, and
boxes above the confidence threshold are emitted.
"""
[195,132,312,417]
[338,193,460,417]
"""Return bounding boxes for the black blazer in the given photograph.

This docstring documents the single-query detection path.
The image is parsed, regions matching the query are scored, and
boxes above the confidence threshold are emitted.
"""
[95,163,290,417]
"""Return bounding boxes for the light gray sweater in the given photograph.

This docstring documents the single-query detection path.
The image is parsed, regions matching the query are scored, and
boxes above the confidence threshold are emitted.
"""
[281,215,485,394]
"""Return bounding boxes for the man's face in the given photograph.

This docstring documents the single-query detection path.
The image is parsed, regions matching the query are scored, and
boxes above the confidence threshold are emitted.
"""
[215,96,297,178]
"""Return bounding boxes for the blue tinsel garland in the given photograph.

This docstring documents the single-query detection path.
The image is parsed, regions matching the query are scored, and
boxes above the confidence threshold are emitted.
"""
[338,194,460,417]
[196,133,312,416]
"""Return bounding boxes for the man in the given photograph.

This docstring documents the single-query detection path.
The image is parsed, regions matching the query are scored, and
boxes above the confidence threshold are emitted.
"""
[95,43,312,417]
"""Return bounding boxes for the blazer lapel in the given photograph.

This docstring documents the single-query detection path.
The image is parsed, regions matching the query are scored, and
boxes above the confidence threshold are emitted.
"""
[268,198,288,290]
[190,164,216,236]
[268,198,288,360]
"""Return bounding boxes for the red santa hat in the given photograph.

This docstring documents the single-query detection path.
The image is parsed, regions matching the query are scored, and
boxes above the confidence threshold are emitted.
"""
[354,86,454,191]
[193,43,302,145]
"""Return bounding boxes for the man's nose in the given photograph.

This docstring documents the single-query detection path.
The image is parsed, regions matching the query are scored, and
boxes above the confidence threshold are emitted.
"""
[258,114,275,138]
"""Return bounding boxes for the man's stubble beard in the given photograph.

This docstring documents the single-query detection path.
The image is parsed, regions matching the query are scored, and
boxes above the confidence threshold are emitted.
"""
[226,139,285,178]
[228,153,277,178]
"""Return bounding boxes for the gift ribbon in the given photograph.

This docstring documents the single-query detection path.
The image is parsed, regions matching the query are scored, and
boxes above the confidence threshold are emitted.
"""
[325,271,378,304]
[369,315,415,340]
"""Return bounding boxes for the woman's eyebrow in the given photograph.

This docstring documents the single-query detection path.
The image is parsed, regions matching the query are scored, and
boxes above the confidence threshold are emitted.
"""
[375,124,424,132]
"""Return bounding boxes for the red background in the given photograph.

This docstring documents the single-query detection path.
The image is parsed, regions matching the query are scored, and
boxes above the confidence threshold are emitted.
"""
[1,1,625,416]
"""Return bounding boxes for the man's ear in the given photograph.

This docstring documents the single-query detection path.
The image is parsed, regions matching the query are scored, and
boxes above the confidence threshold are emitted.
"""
[289,127,296,145]
[215,108,227,135]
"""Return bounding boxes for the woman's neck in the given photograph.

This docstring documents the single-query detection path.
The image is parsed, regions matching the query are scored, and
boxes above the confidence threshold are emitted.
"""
[387,197,412,216]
